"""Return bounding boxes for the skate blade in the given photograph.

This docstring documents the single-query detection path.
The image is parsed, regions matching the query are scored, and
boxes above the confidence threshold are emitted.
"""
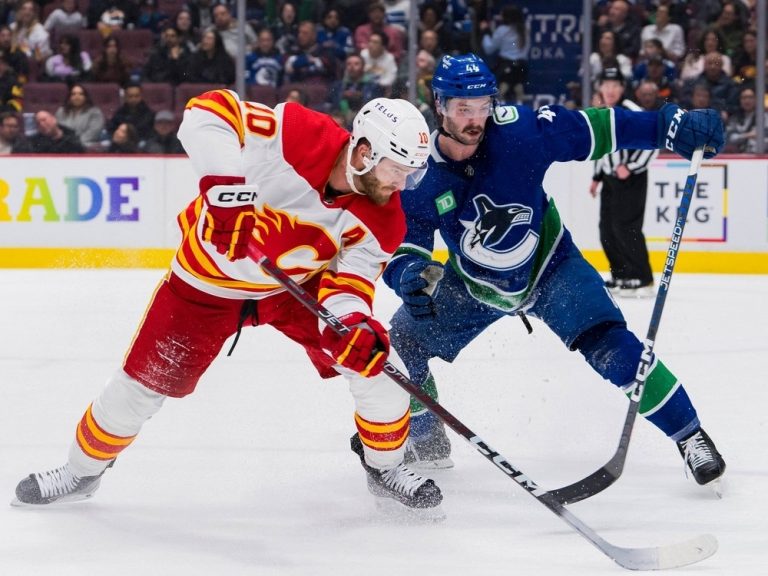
[707,477,725,499]
[372,496,446,523]
[10,490,97,507]
[407,457,455,471]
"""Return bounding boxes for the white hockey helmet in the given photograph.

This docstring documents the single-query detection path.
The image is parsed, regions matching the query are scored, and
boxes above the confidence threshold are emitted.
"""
[346,98,431,193]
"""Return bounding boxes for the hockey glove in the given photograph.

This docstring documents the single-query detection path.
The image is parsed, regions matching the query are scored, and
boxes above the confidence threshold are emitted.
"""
[321,312,390,377]
[200,175,259,261]
[396,259,445,320]
[657,103,724,160]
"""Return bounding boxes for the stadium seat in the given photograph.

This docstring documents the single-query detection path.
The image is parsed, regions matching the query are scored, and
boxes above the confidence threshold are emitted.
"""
[81,82,122,120]
[140,82,174,113]
[22,82,69,113]
[174,83,228,112]
[245,85,278,107]
[277,82,331,110]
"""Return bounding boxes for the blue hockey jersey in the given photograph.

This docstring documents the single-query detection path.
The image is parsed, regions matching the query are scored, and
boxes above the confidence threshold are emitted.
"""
[383,104,660,312]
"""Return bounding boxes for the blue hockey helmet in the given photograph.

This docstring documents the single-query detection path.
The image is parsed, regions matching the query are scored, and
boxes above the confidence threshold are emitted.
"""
[432,54,498,101]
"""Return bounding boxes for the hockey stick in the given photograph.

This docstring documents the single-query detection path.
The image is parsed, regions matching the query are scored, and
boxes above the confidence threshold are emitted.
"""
[245,237,716,571]
[549,148,706,505]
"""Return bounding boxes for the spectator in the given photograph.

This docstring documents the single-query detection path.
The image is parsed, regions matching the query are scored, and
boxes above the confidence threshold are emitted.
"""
[0,51,23,113]
[136,0,169,35]
[54,82,105,148]
[10,0,52,64]
[640,4,685,62]
[418,2,452,56]
[481,4,529,104]
[208,3,257,60]
[187,29,235,85]
[361,31,397,95]
[418,28,442,62]
[725,86,768,153]
[43,34,92,82]
[107,82,155,141]
[143,109,184,153]
[592,0,641,60]
[680,52,738,117]
[329,52,383,127]
[43,0,86,41]
[284,20,336,83]
[588,30,632,88]
[0,25,31,82]
[106,121,139,153]
[633,79,663,111]
[390,49,437,131]
[282,86,308,105]
[710,1,746,57]
[690,82,712,110]
[91,0,140,35]
[382,0,410,30]
[680,29,732,82]
[633,39,677,86]
[174,8,200,54]
[732,31,762,85]
[90,35,133,86]
[245,27,283,87]
[143,25,191,85]
[317,8,354,61]
[13,109,85,153]
[0,111,25,153]
[184,0,214,33]
[271,0,299,55]
[354,2,405,63]
[640,55,677,102]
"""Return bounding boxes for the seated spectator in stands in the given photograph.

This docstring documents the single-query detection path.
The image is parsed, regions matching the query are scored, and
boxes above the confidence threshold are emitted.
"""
[680,52,738,118]
[710,1,746,57]
[680,29,732,82]
[0,51,24,113]
[283,86,308,105]
[143,109,184,153]
[638,55,677,102]
[143,25,191,85]
[107,82,155,141]
[640,4,685,62]
[90,35,133,86]
[13,109,85,153]
[481,4,529,104]
[271,0,299,55]
[354,2,404,63]
[54,82,105,148]
[318,8,354,62]
[592,0,641,60]
[588,30,632,89]
[91,0,140,35]
[284,21,337,83]
[329,53,383,127]
[418,28,442,62]
[44,0,86,40]
[208,3,257,60]
[390,49,437,131]
[725,86,768,153]
[732,31,762,85]
[0,26,30,82]
[10,0,52,64]
[633,79,662,111]
[0,111,25,154]
[185,0,214,34]
[44,34,92,82]
[174,8,200,54]
[106,121,139,153]
[418,2,452,56]
[633,39,677,85]
[136,0,169,35]
[245,28,283,87]
[187,29,235,85]
[361,32,397,96]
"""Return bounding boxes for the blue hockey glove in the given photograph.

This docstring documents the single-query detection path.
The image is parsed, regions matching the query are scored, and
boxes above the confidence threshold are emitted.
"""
[657,103,724,160]
[396,260,444,320]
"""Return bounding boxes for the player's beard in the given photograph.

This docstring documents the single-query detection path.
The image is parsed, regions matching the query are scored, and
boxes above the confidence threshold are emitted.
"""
[444,116,486,146]
[358,170,395,206]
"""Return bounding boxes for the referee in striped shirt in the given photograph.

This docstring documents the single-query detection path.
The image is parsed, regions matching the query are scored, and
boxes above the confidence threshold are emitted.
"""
[590,67,657,296]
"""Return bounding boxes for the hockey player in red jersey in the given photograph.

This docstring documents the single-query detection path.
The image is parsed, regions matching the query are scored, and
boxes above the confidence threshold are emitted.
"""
[13,91,443,511]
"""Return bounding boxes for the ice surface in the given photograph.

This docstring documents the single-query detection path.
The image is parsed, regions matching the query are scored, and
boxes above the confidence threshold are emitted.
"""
[1,270,766,575]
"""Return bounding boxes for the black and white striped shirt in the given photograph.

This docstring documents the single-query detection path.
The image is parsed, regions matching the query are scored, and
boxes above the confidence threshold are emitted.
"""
[593,99,658,178]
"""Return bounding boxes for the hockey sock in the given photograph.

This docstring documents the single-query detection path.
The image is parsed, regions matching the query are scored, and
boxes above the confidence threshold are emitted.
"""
[409,373,440,441]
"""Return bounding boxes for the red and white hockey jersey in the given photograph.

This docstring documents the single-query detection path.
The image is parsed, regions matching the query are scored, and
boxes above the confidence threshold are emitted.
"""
[174,89,406,319]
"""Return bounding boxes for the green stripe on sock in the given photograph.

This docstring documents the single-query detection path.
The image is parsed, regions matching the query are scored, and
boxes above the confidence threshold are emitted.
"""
[636,359,678,415]
[583,107,614,159]
[410,373,438,414]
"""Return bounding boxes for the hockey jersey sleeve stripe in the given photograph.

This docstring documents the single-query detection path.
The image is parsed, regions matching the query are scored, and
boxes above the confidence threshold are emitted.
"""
[317,271,375,309]
[186,90,245,147]
[581,107,616,160]
[355,410,410,451]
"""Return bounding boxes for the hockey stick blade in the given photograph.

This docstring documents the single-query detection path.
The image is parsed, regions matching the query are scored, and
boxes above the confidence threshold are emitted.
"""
[245,239,717,570]
[547,148,705,505]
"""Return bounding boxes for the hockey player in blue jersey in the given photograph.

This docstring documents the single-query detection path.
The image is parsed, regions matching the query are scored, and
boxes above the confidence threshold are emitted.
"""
[382,53,726,488]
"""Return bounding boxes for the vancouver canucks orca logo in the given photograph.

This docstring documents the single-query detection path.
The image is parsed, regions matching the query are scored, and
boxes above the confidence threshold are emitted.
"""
[459,195,539,270]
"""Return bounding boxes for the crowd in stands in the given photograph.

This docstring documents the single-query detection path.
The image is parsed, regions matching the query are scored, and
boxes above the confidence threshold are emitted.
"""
[0,0,766,155]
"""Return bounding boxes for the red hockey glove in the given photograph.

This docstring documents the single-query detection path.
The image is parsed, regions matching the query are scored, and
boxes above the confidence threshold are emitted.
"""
[200,175,259,261]
[321,312,390,377]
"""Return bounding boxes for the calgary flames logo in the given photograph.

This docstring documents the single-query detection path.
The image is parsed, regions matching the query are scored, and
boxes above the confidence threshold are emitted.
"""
[251,205,339,276]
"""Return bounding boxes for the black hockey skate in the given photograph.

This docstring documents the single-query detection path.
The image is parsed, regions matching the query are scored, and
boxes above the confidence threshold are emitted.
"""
[350,433,442,509]
[12,462,110,506]
[403,421,454,470]
[677,428,726,488]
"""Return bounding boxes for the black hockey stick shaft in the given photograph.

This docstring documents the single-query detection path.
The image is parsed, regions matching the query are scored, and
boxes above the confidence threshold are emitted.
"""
[245,236,715,570]
[549,148,705,505]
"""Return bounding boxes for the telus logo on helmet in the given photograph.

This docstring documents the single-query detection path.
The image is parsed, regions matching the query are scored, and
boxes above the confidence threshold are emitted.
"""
[373,101,399,123]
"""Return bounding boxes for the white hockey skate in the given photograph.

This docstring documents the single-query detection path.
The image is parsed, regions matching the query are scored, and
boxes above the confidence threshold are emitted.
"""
[11,463,108,506]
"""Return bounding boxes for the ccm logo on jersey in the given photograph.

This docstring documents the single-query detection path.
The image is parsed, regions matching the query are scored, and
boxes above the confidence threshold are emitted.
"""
[207,185,260,207]
[665,107,686,152]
